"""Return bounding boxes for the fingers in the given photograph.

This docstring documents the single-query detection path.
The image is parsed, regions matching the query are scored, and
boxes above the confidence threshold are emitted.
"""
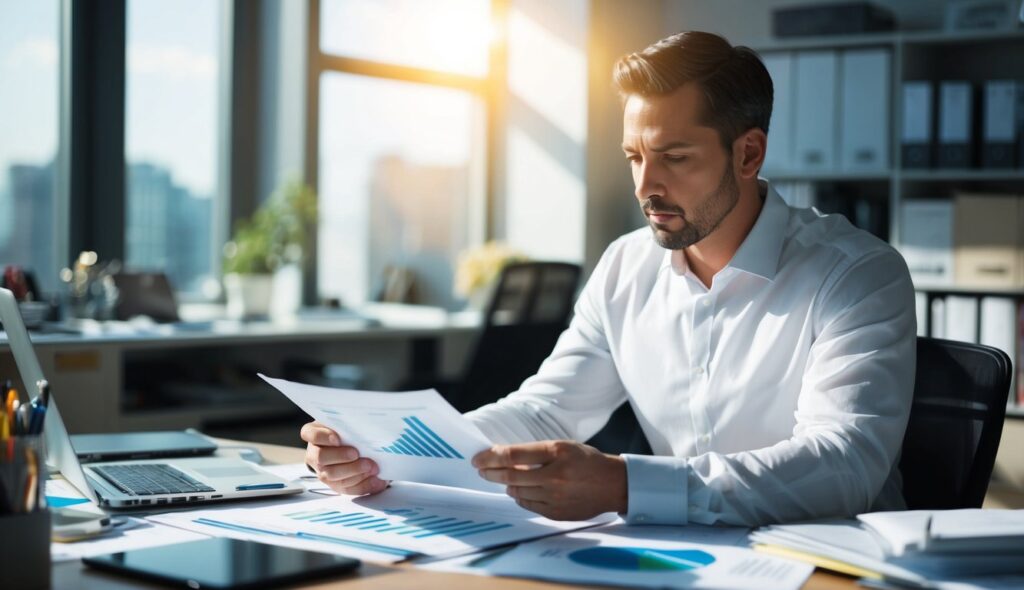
[322,474,388,496]
[300,421,341,446]
[506,485,548,503]
[472,441,561,469]
[478,464,548,486]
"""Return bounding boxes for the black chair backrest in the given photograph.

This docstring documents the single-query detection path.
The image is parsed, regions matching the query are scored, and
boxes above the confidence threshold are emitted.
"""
[899,337,1012,510]
[455,262,581,412]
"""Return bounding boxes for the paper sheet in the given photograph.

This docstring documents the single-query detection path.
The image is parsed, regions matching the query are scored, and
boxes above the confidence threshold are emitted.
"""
[484,524,812,590]
[52,518,209,562]
[260,375,500,493]
[148,481,614,563]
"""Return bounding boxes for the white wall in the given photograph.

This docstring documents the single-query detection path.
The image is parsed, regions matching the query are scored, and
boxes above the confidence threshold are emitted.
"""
[502,0,590,264]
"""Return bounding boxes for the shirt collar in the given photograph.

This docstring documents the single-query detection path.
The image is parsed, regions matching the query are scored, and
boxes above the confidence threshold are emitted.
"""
[658,178,790,282]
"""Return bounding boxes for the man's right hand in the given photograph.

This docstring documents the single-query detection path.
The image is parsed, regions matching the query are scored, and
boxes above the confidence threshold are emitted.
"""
[301,421,388,495]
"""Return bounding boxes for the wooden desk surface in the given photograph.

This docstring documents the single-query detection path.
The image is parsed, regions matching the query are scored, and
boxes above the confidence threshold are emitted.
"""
[54,440,859,589]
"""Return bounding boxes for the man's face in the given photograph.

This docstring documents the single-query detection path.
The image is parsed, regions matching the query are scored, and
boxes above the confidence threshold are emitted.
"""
[622,84,740,250]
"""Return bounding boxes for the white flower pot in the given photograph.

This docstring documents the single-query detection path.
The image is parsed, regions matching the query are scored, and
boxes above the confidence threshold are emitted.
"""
[224,273,274,319]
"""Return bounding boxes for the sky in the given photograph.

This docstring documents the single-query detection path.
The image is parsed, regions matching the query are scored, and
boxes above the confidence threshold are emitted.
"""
[0,0,220,199]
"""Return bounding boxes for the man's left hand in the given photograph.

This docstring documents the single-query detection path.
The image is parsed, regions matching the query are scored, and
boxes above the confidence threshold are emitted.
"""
[472,440,627,520]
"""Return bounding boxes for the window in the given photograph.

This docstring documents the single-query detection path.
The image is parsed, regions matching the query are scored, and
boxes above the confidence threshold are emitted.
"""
[124,0,224,297]
[316,0,493,309]
[0,0,61,293]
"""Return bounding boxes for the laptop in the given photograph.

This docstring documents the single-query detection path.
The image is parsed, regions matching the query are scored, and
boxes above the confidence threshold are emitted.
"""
[71,430,218,463]
[0,287,303,509]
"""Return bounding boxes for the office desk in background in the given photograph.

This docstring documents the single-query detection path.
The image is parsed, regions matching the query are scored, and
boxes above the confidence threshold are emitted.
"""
[51,439,860,590]
[0,304,482,442]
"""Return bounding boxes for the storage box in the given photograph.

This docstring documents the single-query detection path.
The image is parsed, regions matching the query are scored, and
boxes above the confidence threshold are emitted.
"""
[953,193,1023,288]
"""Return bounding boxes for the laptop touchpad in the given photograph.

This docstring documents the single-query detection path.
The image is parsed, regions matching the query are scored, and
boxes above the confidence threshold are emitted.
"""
[193,466,262,478]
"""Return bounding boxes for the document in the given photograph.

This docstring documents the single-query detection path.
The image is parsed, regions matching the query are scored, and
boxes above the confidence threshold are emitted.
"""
[485,523,813,590]
[149,481,615,563]
[52,518,208,562]
[260,375,501,492]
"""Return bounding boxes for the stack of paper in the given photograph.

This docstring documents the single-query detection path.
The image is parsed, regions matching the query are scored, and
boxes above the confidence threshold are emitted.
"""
[750,510,1024,588]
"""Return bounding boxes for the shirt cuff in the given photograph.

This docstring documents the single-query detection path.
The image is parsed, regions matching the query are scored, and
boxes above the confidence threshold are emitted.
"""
[621,454,689,525]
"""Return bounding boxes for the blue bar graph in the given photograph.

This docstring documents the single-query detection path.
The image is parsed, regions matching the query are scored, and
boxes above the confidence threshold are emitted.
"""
[283,507,512,541]
[377,416,464,459]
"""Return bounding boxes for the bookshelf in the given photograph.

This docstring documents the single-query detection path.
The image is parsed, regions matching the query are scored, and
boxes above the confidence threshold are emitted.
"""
[755,28,1024,417]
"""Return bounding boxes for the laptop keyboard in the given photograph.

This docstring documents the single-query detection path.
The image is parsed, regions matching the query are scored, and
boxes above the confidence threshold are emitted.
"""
[92,464,215,496]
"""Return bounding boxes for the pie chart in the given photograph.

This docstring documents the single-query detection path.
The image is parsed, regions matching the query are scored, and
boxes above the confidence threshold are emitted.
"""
[568,547,716,571]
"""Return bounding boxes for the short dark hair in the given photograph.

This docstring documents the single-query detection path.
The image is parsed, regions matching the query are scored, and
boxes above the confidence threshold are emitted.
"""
[613,31,773,151]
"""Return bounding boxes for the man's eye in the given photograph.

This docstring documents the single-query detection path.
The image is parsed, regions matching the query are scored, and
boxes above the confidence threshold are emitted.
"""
[625,155,641,164]
[664,154,688,163]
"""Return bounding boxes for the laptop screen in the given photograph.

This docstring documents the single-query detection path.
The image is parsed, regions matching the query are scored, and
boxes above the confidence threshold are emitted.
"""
[0,288,99,503]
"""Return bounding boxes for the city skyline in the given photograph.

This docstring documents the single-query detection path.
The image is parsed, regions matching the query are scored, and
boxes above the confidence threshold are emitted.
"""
[0,158,214,297]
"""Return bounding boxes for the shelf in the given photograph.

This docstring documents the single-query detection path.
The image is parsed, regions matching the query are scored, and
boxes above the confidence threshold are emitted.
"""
[900,28,1024,46]
[914,286,1024,298]
[751,32,896,52]
[763,171,893,182]
[751,27,1024,52]
[900,169,1024,182]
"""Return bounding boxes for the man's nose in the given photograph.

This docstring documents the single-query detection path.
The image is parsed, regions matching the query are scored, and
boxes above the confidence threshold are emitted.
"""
[634,161,664,202]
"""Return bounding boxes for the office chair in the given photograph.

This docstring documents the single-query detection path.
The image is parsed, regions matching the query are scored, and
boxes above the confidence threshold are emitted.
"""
[899,337,1012,510]
[413,262,582,413]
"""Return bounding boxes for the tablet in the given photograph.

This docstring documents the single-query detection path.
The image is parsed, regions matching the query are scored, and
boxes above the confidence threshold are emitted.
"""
[83,538,360,589]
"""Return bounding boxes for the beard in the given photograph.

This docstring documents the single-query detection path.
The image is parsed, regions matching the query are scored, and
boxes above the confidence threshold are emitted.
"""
[640,163,740,250]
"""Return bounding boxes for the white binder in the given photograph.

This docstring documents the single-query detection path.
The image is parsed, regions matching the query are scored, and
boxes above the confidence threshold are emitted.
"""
[839,48,891,171]
[794,50,839,172]
[762,52,795,174]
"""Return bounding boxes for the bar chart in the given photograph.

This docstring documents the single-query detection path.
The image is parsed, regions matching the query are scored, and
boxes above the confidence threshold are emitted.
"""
[283,506,513,540]
[377,416,465,459]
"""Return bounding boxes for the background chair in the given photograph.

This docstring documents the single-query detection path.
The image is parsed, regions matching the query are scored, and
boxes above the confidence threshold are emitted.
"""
[899,336,1012,510]
[446,261,582,413]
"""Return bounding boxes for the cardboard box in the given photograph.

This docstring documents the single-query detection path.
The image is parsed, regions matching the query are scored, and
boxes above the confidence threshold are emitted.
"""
[953,193,1022,288]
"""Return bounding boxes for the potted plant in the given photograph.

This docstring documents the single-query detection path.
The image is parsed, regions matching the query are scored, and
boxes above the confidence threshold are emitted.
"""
[454,241,528,310]
[222,178,317,318]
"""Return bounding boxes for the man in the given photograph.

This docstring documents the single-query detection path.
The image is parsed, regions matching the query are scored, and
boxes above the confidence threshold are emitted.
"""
[302,31,916,527]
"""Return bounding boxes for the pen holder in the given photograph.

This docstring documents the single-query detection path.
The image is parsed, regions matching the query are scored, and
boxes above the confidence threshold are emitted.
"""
[0,435,50,589]
[0,509,51,589]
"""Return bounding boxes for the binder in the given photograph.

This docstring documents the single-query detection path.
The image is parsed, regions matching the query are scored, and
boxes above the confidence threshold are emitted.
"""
[945,295,979,344]
[901,81,933,168]
[982,80,1020,168]
[953,193,1022,288]
[980,297,1018,400]
[794,51,838,171]
[899,199,954,287]
[938,81,974,168]
[839,48,890,171]
[762,52,795,173]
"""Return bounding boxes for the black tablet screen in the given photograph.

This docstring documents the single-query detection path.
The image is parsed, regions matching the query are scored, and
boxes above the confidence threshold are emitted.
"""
[84,537,360,589]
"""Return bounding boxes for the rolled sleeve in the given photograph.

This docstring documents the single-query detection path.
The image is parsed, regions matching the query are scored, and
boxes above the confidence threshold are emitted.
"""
[622,454,689,525]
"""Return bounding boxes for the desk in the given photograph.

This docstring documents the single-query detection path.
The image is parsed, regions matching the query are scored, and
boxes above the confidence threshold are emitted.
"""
[52,439,858,589]
[0,305,481,440]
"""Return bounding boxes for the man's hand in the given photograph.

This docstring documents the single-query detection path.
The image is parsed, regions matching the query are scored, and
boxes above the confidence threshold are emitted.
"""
[472,440,627,520]
[301,421,388,495]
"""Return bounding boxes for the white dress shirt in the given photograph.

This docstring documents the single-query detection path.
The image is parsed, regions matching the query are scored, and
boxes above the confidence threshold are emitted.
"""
[466,179,917,527]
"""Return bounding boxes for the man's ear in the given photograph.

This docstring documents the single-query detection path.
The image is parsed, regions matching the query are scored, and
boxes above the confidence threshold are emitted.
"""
[734,128,767,180]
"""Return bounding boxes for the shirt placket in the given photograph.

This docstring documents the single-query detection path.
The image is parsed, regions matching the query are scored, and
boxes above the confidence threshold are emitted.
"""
[688,289,715,456]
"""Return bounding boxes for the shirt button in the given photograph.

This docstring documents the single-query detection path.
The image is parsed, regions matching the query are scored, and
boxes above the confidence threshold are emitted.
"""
[699,435,710,443]
[635,513,649,522]
[702,299,712,307]
[694,367,704,375]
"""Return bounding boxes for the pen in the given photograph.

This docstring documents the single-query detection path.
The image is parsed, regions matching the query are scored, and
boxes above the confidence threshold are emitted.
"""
[35,380,49,408]
[236,483,286,491]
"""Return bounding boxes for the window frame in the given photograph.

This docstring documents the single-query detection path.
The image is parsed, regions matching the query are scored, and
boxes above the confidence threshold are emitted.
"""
[306,0,508,303]
[60,0,234,302]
